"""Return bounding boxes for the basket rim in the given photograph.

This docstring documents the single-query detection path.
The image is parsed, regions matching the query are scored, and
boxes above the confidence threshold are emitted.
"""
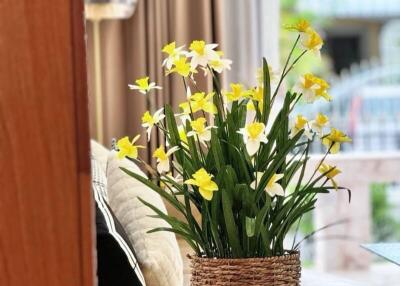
[188,250,299,263]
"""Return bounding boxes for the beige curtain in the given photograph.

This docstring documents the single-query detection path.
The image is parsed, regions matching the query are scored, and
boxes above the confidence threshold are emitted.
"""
[86,0,223,161]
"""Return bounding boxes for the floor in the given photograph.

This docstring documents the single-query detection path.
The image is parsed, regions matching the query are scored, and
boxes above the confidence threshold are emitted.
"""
[332,263,400,286]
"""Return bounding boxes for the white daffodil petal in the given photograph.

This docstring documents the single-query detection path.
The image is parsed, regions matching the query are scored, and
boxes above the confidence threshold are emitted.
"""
[274,174,284,182]
[246,139,260,156]
[200,130,211,142]
[128,84,139,90]
[166,146,180,156]
[267,183,285,197]
[146,127,153,141]
[157,160,170,173]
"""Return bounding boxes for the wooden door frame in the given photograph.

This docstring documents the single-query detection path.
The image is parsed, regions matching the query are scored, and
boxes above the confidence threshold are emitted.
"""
[0,0,94,285]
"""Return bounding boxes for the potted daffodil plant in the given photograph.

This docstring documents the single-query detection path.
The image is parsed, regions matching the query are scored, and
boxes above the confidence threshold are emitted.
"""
[118,19,351,286]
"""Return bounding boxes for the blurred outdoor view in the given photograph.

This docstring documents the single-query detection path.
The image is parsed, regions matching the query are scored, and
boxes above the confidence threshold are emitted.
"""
[279,0,400,284]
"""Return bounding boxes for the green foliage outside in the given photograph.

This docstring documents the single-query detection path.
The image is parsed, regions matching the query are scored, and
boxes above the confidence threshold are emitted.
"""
[371,183,400,242]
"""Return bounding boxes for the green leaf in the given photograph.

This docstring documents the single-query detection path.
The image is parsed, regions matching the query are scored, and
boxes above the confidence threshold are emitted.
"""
[221,188,243,257]
[261,58,271,124]
[165,104,185,164]
[245,216,256,237]
[185,121,202,169]
[210,128,225,171]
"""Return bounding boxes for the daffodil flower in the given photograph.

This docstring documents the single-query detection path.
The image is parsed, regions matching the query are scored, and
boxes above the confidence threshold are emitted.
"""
[187,40,219,69]
[250,172,285,197]
[310,113,329,137]
[319,163,341,190]
[301,28,323,57]
[322,128,352,154]
[248,86,264,103]
[206,51,232,74]
[312,77,332,101]
[128,76,162,94]
[223,83,250,102]
[116,135,144,159]
[187,117,214,146]
[294,73,331,103]
[246,87,263,123]
[247,100,257,112]
[177,101,192,123]
[286,19,311,33]
[152,145,179,173]
[294,73,319,102]
[141,108,165,141]
[184,168,218,200]
[178,125,188,144]
[189,92,217,114]
[290,115,312,139]
[238,122,268,156]
[167,56,196,77]
[162,41,186,69]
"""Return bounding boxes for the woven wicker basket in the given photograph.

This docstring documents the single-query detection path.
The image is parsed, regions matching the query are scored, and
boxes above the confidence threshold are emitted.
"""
[189,251,301,286]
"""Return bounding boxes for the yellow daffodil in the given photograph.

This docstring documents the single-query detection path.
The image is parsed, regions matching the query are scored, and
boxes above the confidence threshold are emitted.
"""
[189,92,217,114]
[248,86,264,102]
[310,112,329,137]
[178,101,192,123]
[247,100,256,111]
[141,108,165,141]
[250,172,285,197]
[294,73,331,103]
[187,117,214,146]
[322,128,352,154]
[294,73,319,102]
[207,51,232,74]
[238,122,267,156]
[128,76,162,95]
[162,41,186,69]
[290,115,312,139]
[188,40,219,69]
[152,145,179,173]
[313,77,332,101]
[178,125,188,144]
[301,28,323,57]
[116,135,144,159]
[167,56,195,77]
[286,19,311,33]
[246,86,264,122]
[184,168,218,200]
[224,83,250,102]
[208,58,232,73]
[319,163,341,190]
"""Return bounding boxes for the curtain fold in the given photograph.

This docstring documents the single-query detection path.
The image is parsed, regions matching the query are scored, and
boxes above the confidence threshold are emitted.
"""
[86,0,223,162]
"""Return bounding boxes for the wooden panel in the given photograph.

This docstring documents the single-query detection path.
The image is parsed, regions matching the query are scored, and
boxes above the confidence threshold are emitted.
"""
[0,0,94,285]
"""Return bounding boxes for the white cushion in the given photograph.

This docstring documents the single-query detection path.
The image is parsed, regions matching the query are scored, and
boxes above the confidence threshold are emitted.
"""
[106,151,184,286]
[90,140,109,172]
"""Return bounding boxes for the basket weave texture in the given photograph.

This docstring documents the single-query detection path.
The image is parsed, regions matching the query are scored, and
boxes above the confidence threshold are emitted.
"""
[189,252,301,286]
